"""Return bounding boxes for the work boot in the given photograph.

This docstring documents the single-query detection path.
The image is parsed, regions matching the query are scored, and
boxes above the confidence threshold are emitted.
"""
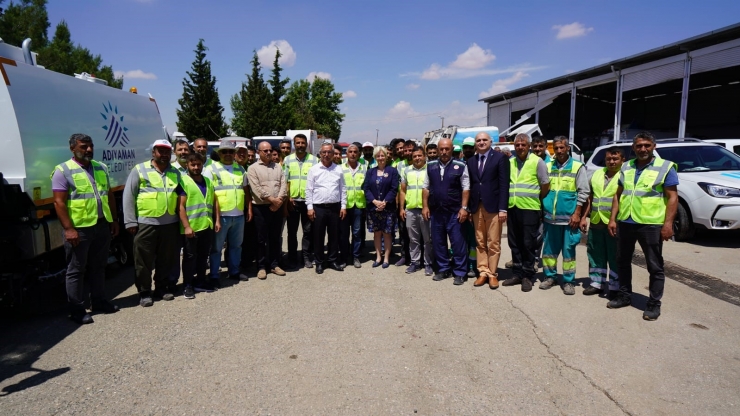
[607,294,632,309]
[583,286,601,296]
[501,276,522,286]
[473,274,488,287]
[539,277,556,290]
[562,282,575,295]
[453,275,465,285]
[643,304,661,321]
[505,260,513,268]
[521,277,532,292]
[433,272,450,281]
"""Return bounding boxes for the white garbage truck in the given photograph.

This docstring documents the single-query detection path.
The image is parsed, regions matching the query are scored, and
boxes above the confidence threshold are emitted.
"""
[0,39,168,309]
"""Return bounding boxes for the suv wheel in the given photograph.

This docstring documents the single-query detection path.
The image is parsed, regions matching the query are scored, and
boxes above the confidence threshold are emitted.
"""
[673,202,695,241]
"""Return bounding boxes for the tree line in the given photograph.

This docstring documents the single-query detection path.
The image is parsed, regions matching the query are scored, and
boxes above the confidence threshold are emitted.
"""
[178,39,345,141]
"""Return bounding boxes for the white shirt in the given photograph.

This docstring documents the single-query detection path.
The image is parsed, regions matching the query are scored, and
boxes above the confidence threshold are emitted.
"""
[306,162,347,210]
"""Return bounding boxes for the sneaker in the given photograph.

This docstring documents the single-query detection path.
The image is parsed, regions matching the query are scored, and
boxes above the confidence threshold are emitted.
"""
[271,267,286,276]
[139,296,153,307]
[643,304,661,321]
[433,272,450,281]
[501,276,522,286]
[424,265,434,276]
[504,260,513,269]
[539,277,556,290]
[304,259,314,269]
[466,269,476,278]
[521,277,532,292]
[153,290,174,301]
[69,311,94,325]
[607,294,632,309]
[162,292,175,301]
[453,275,465,285]
[583,286,601,296]
[394,258,406,267]
[405,263,420,274]
[257,269,267,280]
[183,285,195,299]
[562,282,575,295]
[353,258,362,268]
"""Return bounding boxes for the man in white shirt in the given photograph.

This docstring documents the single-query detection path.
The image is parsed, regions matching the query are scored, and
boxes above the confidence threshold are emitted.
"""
[306,143,347,274]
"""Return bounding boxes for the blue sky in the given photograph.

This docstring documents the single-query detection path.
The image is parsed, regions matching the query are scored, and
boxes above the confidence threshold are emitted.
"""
[46,0,740,144]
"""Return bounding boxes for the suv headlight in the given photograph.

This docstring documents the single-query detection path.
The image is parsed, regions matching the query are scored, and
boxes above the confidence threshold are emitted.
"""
[698,182,740,198]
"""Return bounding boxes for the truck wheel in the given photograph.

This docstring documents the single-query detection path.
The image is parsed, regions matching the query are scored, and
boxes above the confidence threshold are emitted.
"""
[673,202,695,241]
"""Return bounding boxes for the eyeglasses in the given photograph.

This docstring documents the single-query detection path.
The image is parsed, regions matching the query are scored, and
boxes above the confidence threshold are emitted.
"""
[220,150,235,154]
[259,149,271,153]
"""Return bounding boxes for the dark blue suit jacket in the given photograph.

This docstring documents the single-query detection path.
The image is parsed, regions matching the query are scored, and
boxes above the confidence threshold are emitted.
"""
[363,166,400,212]
[467,150,510,214]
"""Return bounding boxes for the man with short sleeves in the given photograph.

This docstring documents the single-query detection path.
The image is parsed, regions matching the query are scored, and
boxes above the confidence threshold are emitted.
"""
[283,134,318,268]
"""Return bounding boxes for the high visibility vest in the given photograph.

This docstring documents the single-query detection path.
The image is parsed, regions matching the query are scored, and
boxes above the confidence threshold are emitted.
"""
[404,165,427,209]
[180,175,215,233]
[617,157,675,225]
[543,158,583,222]
[206,162,245,212]
[342,162,367,209]
[284,153,317,199]
[134,162,180,218]
[361,157,378,169]
[51,159,113,227]
[589,168,619,225]
[508,153,541,211]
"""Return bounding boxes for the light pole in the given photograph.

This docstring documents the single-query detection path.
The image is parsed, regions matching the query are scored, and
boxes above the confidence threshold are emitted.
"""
[375,129,379,146]
[439,115,444,128]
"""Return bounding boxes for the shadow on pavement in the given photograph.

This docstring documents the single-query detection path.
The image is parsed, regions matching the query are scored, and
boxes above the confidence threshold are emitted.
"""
[685,229,740,249]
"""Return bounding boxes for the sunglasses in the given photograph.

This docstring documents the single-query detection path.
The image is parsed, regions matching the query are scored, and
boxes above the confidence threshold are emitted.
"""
[220,150,235,154]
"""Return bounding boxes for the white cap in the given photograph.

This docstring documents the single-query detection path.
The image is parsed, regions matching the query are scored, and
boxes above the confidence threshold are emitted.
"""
[362,141,374,148]
[235,142,248,149]
[152,139,172,149]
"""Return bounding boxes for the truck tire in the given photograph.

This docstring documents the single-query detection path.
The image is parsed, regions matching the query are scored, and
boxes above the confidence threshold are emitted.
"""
[673,202,695,241]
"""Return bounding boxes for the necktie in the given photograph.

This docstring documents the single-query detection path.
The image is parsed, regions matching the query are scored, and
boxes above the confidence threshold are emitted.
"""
[478,155,485,174]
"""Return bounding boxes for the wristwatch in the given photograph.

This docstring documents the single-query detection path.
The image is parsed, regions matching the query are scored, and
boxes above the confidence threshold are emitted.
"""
[462,206,469,212]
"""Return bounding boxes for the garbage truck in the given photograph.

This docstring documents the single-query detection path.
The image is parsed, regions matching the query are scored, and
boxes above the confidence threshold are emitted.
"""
[0,39,168,309]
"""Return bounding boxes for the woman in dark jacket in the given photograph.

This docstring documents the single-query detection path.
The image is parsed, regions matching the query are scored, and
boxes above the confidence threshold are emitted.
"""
[363,146,400,268]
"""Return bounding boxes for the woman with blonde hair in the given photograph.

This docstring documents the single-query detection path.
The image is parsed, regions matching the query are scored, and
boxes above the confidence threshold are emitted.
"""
[362,146,400,268]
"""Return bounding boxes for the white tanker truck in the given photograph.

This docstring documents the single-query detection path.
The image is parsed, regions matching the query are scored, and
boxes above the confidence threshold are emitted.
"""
[0,38,168,309]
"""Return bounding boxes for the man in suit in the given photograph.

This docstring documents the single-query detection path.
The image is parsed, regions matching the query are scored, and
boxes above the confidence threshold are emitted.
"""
[466,132,510,289]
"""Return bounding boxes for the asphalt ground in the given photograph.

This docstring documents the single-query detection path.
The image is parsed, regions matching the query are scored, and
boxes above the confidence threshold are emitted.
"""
[1,228,739,415]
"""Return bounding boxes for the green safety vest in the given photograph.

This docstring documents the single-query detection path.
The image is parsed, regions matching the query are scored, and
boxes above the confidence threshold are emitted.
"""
[342,162,367,209]
[543,158,583,222]
[51,159,113,227]
[284,153,317,199]
[360,157,378,169]
[206,162,246,212]
[180,175,215,233]
[134,162,181,218]
[404,165,427,209]
[617,157,675,225]
[508,153,541,211]
[589,168,619,225]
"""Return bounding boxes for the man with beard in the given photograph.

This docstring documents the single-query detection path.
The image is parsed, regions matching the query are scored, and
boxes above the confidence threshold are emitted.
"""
[426,143,438,161]
[235,142,257,271]
[279,140,292,164]
[247,146,256,165]
[283,134,318,268]
[339,144,366,268]
[360,142,377,169]
[400,146,432,275]
[52,134,120,323]
[173,139,191,174]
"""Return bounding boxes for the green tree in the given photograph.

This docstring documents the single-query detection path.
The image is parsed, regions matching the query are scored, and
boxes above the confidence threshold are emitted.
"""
[230,51,273,138]
[0,0,49,48]
[177,39,228,140]
[284,77,345,139]
[283,79,314,129]
[266,48,290,132]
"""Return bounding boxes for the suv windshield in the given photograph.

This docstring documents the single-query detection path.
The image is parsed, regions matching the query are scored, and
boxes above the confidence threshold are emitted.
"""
[657,145,740,172]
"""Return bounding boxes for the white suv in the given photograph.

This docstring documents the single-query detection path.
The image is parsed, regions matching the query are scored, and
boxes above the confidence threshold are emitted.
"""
[586,139,740,241]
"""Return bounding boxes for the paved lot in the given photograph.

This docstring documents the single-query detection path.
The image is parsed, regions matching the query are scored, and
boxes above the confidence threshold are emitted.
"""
[1,232,740,415]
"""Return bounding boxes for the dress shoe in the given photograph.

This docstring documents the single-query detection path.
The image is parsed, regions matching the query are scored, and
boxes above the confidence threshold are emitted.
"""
[473,274,488,287]
[489,274,500,289]
[316,264,325,274]
[91,300,120,314]
[70,312,94,325]
[501,276,522,286]
[329,262,345,272]
[271,267,287,276]
[453,275,465,285]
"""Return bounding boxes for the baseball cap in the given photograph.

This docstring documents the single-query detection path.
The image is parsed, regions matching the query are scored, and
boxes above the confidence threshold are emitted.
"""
[453,144,461,152]
[235,142,248,150]
[217,139,236,151]
[152,139,172,149]
[462,137,475,147]
[362,141,374,148]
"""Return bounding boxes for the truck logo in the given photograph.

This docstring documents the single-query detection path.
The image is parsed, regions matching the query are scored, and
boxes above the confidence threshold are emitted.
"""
[101,101,129,148]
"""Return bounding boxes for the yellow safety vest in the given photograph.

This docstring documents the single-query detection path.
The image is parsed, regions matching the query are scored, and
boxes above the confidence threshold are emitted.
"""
[180,175,215,233]
[342,162,367,209]
[404,165,427,209]
[206,162,246,212]
[508,153,541,210]
[544,158,583,222]
[284,153,317,199]
[617,157,675,225]
[589,168,619,225]
[51,159,113,227]
[134,162,180,218]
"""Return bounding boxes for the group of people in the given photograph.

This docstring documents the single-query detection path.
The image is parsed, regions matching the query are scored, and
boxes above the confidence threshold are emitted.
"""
[52,130,677,325]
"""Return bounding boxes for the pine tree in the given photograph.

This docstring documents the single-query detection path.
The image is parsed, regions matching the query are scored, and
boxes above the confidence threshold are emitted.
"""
[230,51,272,138]
[177,39,228,140]
[0,0,49,49]
[267,48,290,131]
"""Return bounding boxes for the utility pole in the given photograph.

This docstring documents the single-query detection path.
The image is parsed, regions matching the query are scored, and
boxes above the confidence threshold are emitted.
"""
[375,129,379,146]
[439,115,444,128]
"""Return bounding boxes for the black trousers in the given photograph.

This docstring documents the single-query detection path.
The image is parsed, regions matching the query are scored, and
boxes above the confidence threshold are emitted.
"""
[617,222,665,306]
[241,216,257,268]
[397,211,411,262]
[133,222,179,295]
[182,228,213,286]
[507,207,541,279]
[253,204,282,271]
[64,220,111,312]
[313,203,340,265]
[287,200,314,262]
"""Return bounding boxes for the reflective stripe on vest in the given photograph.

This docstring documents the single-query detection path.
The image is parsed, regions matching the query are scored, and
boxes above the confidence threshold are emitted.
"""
[589,168,619,225]
[180,175,214,233]
[135,162,181,218]
[617,157,674,225]
[508,153,541,210]
[206,162,245,212]
[404,165,427,209]
[51,159,113,227]
[342,162,367,209]
[284,154,317,199]
[543,158,583,222]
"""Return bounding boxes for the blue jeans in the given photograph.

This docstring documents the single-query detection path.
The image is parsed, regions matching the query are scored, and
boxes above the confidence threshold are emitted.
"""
[340,207,363,262]
[210,215,244,277]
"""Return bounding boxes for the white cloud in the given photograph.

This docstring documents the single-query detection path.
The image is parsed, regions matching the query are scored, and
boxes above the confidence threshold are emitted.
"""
[552,22,594,40]
[406,83,420,90]
[257,40,297,68]
[478,71,529,98]
[114,69,157,80]
[343,90,357,98]
[411,43,500,80]
[306,71,332,82]
[450,43,496,69]
[388,101,419,117]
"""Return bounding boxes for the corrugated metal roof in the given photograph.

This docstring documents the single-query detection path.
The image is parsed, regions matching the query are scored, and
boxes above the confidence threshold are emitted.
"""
[479,22,740,103]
